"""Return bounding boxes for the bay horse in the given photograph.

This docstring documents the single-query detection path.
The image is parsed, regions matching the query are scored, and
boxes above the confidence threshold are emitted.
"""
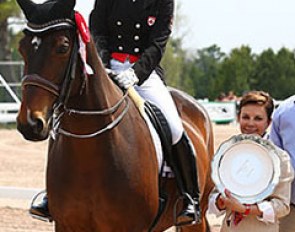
[16,0,214,231]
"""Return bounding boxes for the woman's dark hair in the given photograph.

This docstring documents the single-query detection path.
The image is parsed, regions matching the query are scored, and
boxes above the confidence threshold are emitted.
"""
[238,91,274,120]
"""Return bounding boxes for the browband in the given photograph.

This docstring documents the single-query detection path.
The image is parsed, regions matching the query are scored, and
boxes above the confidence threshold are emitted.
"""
[24,19,75,34]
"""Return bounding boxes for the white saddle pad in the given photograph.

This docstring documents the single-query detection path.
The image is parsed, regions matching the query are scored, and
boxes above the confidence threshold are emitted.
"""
[143,114,174,178]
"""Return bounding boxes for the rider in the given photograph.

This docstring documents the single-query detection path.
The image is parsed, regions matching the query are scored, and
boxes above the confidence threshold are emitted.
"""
[90,0,200,225]
[30,0,201,226]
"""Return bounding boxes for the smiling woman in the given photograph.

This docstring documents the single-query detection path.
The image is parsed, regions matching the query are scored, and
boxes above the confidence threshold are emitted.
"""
[237,91,274,138]
[208,90,294,232]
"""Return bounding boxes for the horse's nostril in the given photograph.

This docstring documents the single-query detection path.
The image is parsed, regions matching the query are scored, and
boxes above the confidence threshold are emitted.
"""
[35,118,45,133]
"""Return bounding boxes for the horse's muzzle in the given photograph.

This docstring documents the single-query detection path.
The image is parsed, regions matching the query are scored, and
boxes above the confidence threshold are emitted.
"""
[17,110,50,141]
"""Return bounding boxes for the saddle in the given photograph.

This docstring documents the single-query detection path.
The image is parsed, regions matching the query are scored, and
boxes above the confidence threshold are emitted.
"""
[144,101,172,164]
[144,101,173,231]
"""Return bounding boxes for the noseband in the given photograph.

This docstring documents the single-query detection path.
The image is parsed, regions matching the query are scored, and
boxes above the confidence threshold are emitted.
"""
[22,74,60,97]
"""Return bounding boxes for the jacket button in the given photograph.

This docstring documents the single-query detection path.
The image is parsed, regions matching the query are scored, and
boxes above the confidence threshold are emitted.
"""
[117,21,122,26]
[134,35,139,41]
[135,23,141,29]
[134,48,140,53]
[118,46,123,51]
[118,35,122,39]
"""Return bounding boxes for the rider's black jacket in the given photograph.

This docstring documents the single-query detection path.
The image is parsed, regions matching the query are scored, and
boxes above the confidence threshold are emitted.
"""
[89,0,173,85]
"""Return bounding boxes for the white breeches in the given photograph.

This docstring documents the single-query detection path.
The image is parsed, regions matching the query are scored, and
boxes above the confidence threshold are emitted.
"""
[110,59,184,144]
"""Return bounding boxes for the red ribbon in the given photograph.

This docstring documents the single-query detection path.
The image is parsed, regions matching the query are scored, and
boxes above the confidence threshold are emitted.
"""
[233,204,251,226]
[75,11,90,43]
[233,212,244,225]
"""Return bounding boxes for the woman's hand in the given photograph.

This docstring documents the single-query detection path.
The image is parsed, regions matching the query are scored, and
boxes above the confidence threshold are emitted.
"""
[217,189,263,217]
[220,189,247,213]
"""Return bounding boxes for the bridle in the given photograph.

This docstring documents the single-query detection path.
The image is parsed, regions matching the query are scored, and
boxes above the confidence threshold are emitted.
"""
[21,19,129,139]
[22,19,79,106]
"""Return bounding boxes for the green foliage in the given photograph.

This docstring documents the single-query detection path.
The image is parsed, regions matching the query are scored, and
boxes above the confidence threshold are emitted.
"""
[0,0,21,21]
[161,40,184,89]
[252,48,295,99]
[254,49,277,95]
[192,45,225,99]
[162,37,295,100]
[219,46,255,96]
[0,0,23,60]
[160,3,295,100]
[9,30,23,60]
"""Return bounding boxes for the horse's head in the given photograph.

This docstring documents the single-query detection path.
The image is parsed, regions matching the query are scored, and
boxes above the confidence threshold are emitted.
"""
[16,0,83,141]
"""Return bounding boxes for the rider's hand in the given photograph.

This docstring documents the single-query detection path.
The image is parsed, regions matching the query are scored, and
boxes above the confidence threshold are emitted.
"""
[113,68,139,90]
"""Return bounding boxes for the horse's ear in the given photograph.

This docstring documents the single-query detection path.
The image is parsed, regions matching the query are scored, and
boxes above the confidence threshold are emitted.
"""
[17,0,76,24]
[54,0,76,18]
[59,0,76,10]
[16,0,37,20]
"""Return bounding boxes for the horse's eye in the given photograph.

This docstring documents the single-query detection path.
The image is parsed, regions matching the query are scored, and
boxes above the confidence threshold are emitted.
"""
[56,44,70,54]
[56,37,70,54]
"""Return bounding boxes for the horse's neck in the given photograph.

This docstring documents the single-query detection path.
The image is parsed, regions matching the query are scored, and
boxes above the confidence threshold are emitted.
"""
[71,40,122,110]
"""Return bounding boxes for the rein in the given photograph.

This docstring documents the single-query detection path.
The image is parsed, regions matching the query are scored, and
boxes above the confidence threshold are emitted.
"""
[53,96,130,139]
[51,92,129,139]
[23,19,130,139]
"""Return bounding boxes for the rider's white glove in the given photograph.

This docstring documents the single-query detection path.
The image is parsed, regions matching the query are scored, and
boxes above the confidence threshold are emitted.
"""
[113,68,139,89]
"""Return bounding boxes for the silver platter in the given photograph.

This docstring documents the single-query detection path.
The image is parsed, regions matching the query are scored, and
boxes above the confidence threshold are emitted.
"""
[211,134,281,204]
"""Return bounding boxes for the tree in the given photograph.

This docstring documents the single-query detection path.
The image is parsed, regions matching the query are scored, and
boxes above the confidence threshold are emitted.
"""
[219,46,255,96]
[273,48,295,99]
[161,39,185,89]
[254,49,280,97]
[0,0,21,60]
[161,3,193,94]
[192,45,225,99]
[251,48,295,99]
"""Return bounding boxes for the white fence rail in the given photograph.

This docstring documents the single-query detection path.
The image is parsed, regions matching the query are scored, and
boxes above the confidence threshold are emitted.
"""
[0,102,19,123]
[0,74,20,123]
